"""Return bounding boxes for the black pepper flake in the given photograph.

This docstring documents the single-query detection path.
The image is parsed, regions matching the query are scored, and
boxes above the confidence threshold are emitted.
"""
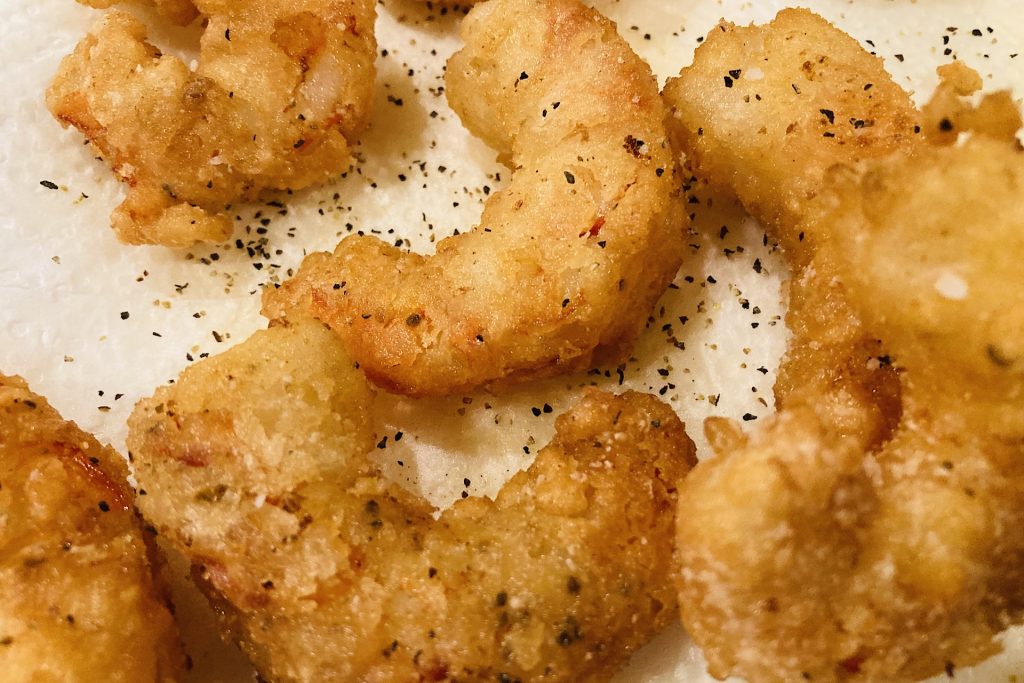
[723,75,734,88]
[98,500,110,512]
[406,313,422,327]
[518,71,529,81]
[376,437,388,449]
[224,28,231,40]
[495,591,508,607]
[561,298,570,308]
[40,180,59,190]
[819,108,835,124]
[542,403,552,414]
[728,68,742,79]
[293,139,305,149]
[23,399,37,409]
[563,170,576,184]
[742,413,757,422]
[566,576,581,594]
[623,135,646,159]
[939,118,954,132]
[428,567,438,578]
[531,406,542,417]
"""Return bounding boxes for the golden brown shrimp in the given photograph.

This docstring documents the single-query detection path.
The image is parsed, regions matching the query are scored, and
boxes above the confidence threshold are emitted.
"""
[47,0,376,246]
[262,0,684,397]
[663,6,922,443]
[127,319,696,682]
[665,9,1024,679]
[0,374,184,682]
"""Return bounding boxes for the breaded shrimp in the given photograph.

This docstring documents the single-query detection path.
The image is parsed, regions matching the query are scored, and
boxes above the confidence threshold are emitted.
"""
[127,319,696,682]
[663,7,915,446]
[665,10,1024,679]
[47,0,376,246]
[0,374,184,682]
[263,0,684,397]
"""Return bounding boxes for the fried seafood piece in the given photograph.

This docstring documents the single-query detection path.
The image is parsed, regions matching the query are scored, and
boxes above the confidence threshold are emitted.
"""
[663,7,913,443]
[263,0,684,397]
[47,0,376,246]
[668,36,1024,682]
[679,133,1024,683]
[127,320,696,682]
[0,374,184,682]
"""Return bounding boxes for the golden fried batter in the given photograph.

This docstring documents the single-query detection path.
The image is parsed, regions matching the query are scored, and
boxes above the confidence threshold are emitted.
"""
[47,0,376,246]
[127,320,696,682]
[263,0,684,397]
[662,8,917,445]
[665,11,1024,679]
[680,131,1024,683]
[78,0,198,26]
[0,374,184,682]
[663,8,920,249]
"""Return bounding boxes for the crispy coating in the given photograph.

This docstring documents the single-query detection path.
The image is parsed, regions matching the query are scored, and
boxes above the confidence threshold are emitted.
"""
[0,374,184,682]
[47,1,376,246]
[77,0,199,25]
[680,134,1024,683]
[663,8,921,250]
[263,0,685,397]
[665,11,1024,680]
[664,8,912,444]
[127,320,696,682]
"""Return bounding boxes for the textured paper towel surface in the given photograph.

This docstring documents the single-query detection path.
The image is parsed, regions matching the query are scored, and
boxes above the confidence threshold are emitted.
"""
[0,0,1021,680]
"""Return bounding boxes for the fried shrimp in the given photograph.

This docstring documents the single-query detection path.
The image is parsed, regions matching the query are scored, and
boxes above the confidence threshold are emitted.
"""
[263,0,684,397]
[126,320,696,682]
[0,374,184,682]
[47,0,376,246]
[662,8,919,442]
[664,10,1024,680]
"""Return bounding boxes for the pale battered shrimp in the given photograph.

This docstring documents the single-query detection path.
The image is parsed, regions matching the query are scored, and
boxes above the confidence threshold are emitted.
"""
[262,0,684,397]
[664,10,1024,680]
[127,320,697,682]
[0,374,184,682]
[47,0,376,246]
